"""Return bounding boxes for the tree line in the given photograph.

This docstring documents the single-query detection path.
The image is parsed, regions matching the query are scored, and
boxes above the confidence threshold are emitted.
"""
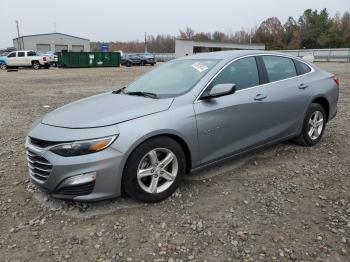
[91,9,350,53]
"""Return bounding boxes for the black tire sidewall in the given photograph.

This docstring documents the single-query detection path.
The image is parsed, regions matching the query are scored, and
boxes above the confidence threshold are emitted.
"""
[122,137,186,202]
[301,103,326,146]
[33,62,40,70]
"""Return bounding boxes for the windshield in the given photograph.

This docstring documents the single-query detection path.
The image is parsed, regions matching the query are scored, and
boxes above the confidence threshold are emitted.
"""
[125,59,219,97]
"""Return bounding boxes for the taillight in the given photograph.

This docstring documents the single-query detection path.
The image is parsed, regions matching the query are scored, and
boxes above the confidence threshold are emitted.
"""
[333,76,339,86]
[43,56,47,61]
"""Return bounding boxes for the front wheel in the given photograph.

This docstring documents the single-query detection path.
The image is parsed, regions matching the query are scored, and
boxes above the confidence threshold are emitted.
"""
[0,63,7,70]
[122,137,186,202]
[295,103,326,146]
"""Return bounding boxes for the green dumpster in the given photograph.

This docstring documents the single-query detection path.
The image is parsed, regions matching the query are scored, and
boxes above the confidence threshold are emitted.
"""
[58,52,121,68]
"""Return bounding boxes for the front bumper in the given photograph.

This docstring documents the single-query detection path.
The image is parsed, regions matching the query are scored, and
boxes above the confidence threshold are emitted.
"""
[25,133,125,202]
[25,123,126,201]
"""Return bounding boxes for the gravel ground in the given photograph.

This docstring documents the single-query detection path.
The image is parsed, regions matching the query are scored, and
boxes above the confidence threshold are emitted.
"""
[0,63,349,262]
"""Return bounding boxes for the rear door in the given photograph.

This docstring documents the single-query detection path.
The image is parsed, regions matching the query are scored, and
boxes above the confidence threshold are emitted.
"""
[258,55,311,138]
[194,56,272,164]
[16,51,26,66]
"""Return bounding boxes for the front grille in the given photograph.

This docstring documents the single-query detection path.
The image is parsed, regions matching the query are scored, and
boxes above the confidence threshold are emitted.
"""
[56,181,95,196]
[29,137,61,148]
[26,150,53,182]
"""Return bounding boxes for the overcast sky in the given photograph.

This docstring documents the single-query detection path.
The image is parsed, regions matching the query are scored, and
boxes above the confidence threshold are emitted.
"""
[0,0,349,49]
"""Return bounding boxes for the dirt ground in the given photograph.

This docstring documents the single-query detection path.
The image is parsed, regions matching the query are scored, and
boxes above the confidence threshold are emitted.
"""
[0,63,349,262]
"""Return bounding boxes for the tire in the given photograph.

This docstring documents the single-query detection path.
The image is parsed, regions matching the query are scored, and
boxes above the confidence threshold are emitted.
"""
[0,64,7,70]
[123,136,186,203]
[32,61,40,70]
[295,103,326,146]
[126,61,131,67]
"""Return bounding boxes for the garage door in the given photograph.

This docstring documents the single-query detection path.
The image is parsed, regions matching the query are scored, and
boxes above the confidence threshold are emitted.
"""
[36,44,51,52]
[55,45,68,52]
[72,45,84,52]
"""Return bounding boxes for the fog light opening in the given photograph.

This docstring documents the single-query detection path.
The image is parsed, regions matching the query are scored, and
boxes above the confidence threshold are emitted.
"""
[66,172,96,186]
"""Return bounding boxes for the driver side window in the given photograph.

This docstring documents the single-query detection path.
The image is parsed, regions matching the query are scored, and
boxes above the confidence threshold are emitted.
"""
[7,52,16,58]
[211,57,260,91]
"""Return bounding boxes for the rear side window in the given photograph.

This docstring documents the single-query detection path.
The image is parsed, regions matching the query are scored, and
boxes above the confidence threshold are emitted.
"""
[211,57,260,91]
[294,60,311,75]
[18,52,25,57]
[27,51,36,56]
[262,56,297,82]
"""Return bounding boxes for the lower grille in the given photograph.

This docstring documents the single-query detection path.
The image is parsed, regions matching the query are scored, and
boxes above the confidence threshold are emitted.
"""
[26,150,53,182]
[57,181,95,196]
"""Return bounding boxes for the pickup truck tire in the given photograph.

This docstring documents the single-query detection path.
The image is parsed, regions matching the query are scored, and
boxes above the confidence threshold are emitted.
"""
[0,64,7,70]
[32,61,40,70]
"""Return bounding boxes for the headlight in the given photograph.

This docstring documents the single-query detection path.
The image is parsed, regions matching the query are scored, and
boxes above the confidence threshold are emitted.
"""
[50,135,117,157]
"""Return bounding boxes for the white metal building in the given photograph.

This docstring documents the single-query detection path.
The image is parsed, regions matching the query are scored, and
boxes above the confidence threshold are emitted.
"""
[175,39,265,58]
[13,33,90,52]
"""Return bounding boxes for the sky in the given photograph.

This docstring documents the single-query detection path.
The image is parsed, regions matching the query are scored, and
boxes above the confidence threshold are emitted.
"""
[0,0,349,49]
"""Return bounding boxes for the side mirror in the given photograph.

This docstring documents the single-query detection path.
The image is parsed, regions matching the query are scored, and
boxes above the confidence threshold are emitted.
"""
[202,84,236,99]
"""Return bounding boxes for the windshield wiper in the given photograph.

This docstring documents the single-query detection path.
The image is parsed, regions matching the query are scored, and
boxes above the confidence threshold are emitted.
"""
[112,87,126,94]
[125,91,158,99]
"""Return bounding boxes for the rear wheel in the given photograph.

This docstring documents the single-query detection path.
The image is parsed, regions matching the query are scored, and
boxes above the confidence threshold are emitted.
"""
[296,103,326,146]
[32,61,40,70]
[122,137,186,202]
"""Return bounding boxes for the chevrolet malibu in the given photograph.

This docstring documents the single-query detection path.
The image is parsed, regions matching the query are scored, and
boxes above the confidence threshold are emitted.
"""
[25,50,339,202]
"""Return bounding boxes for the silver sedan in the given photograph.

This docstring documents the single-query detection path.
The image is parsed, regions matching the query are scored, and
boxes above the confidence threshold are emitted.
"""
[25,50,339,202]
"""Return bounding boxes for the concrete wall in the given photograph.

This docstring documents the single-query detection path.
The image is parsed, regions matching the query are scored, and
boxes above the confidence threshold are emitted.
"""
[13,33,90,52]
[175,39,265,58]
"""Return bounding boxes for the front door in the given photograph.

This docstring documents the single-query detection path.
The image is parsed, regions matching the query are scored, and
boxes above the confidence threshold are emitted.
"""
[6,52,17,66]
[194,56,271,164]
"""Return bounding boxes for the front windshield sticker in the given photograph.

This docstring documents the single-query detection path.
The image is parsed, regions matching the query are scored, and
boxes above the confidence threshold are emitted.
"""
[191,62,209,73]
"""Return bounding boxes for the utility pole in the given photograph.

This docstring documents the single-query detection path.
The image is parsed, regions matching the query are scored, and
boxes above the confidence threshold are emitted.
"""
[54,22,57,33]
[15,20,22,50]
[144,32,147,53]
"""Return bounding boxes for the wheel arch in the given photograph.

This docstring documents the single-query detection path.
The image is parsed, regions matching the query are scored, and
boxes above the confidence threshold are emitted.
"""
[311,96,330,121]
[122,131,193,174]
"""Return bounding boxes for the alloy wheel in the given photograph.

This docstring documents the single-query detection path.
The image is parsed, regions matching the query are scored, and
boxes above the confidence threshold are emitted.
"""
[137,148,178,194]
[308,110,324,140]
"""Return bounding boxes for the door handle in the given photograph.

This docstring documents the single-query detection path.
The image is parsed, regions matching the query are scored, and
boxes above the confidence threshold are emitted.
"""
[298,83,309,89]
[254,94,267,101]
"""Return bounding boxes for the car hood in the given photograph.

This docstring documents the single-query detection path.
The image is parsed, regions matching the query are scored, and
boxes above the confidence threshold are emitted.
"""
[41,92,174,128]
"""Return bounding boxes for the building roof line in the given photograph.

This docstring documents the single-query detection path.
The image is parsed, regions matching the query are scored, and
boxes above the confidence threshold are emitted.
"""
[176,38,264,46]
[13,32,90,41]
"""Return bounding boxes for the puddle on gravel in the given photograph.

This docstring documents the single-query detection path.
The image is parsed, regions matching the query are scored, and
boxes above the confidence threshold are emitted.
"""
[31,143,293,218]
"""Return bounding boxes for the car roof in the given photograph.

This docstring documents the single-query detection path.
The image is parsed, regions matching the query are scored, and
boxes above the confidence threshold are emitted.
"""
[178,50,297,62]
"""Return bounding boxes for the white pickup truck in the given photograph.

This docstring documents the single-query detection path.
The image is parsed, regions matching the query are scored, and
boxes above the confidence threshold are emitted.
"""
[5,50,50,69]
